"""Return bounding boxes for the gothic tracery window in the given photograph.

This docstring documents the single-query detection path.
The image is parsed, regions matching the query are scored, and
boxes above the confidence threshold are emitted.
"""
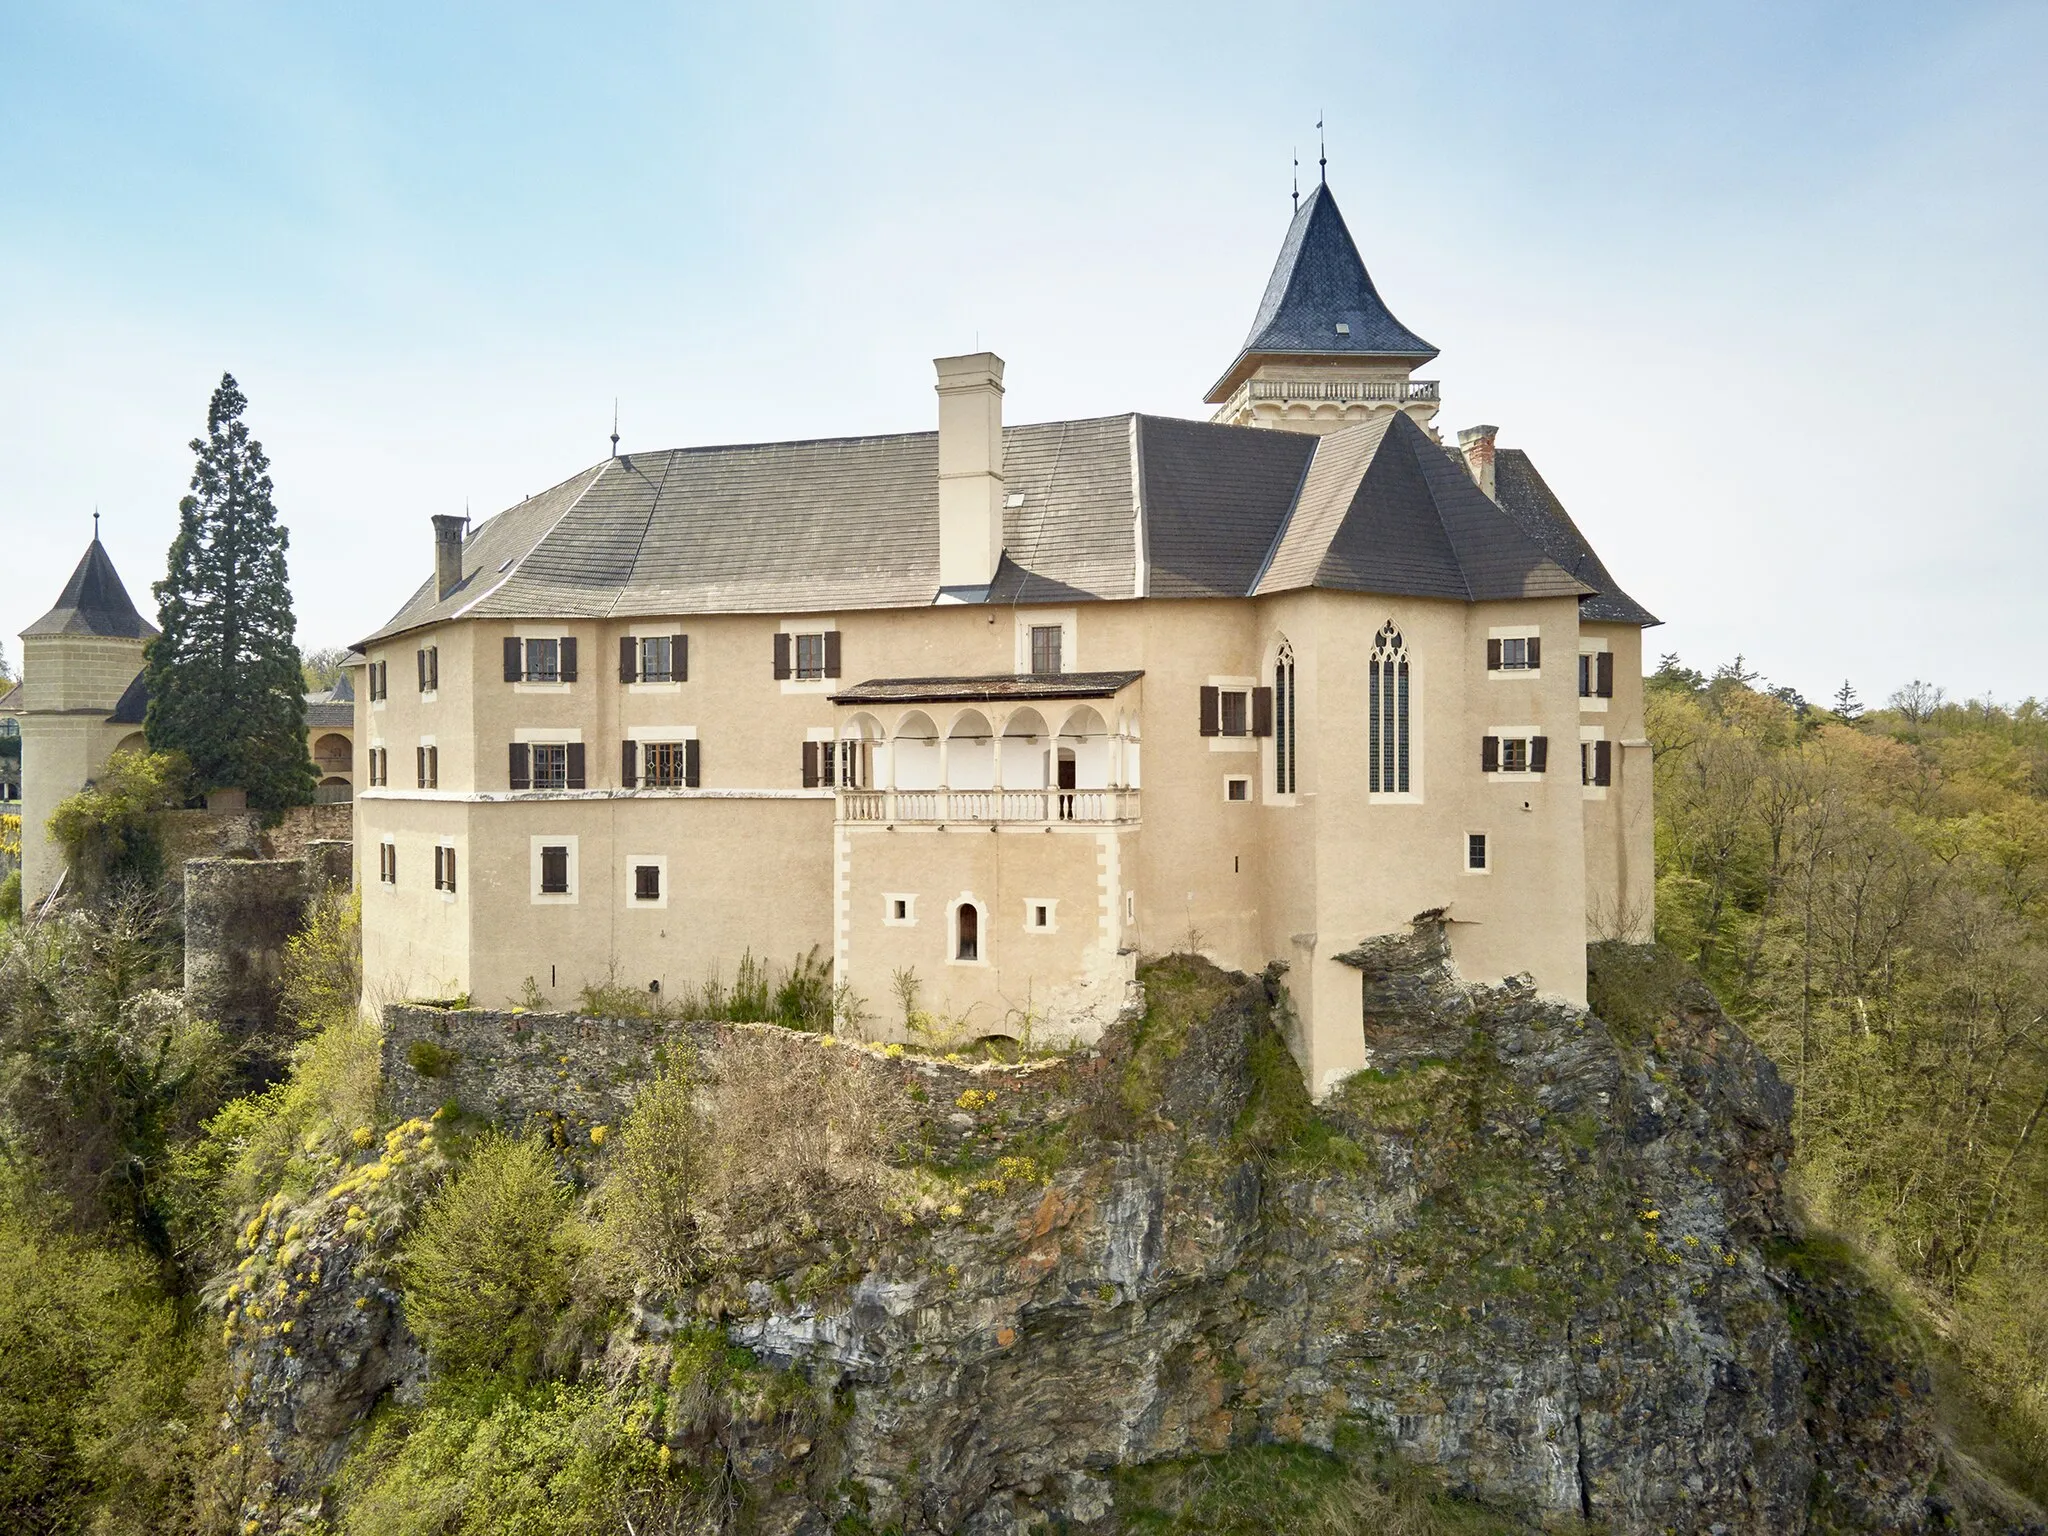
[1274,640,1297,795]
[1369,622,1410,795]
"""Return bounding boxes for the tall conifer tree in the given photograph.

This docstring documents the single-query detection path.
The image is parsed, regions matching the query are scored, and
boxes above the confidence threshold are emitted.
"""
[145,373,315,813]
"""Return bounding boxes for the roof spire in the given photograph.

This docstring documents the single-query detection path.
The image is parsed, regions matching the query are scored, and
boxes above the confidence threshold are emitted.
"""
[1292,148,1299,212]
[1318,114,1326,185]
[610,399,620,459]
[93,505,100,542]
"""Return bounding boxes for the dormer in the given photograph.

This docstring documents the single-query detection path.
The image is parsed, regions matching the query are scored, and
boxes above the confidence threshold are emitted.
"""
[1205,183,1441,437]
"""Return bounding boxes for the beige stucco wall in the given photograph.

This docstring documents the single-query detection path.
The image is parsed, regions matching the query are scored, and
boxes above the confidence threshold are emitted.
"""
[1579,623,1655,943]
[11,633,150,905]
[355,586,1648,1090]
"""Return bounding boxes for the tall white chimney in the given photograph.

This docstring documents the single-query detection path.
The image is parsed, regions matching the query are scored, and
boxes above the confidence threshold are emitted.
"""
[1457,425,1499,501]
[934,352,1006,590]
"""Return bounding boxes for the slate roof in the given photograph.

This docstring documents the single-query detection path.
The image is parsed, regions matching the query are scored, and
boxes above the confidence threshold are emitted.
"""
[831,671,1144,707]
[305,696,355,729]
[1491,449,1659,626]
[0,682,21,715]
[25,540,158,640]
[1205,184,1438,403]
[362,410,1637,643]
[107,669,148,725]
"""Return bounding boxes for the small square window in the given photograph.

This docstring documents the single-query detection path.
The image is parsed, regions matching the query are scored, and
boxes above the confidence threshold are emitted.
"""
[540,845,570,894]
[893,898,909,921]
[1029,625,1063,677]
[1220,690,1248,737]
[1467,833,1489,871]
[1032,903,1050,928]
[633,863,661,901]
[1225,776,1250,802]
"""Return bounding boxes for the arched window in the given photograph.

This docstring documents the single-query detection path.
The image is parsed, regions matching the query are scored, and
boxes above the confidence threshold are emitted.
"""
[956,901,980,962]
[1369,622,1410,795]
[1273,640,1297,795]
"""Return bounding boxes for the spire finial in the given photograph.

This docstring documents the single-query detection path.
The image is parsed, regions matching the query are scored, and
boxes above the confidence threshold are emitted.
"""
[610,399,620,459]
[1292,148,1299,211]
[93,505,100,542]
[1318,114,1327,185]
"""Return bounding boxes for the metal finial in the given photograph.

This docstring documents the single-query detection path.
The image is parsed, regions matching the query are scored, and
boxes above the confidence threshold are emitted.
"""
[1292,149,1299,211]
[93,506,100,541]
[610,399,620,459]
[1318,114,1327,185]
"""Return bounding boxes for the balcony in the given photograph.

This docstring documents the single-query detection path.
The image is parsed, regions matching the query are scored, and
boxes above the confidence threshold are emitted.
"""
[1211,376,1440,425]
[839,787,1140,826]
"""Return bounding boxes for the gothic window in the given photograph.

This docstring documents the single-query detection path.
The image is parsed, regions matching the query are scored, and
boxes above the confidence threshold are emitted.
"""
[1369,622,1410,795]
[1274,641,1297,794]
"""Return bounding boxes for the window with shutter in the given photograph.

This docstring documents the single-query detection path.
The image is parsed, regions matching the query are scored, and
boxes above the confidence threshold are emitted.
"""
[559,637,578,682]
[621,740,638,788]
[1579,654,1594,698]
[504,636,523,682]
[773,632,792,679]
[1219,690,1248,737]
[795,634,826,679]
[1502,737,1530,772]
[509,743,532,790]
[634,864,661,901]
[539,845,569,894]
[639,635,674,682]
[1199,686,1220,737]
[645,742,692,787]
[620,636,638,683]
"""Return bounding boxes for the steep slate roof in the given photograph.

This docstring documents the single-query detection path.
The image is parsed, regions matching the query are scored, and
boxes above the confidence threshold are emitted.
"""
[305,695,354,729]
[362,411,1618,643]
[25,540,158,640]
[1492,449,1659,627]
[1257,412,1588,603]
[1205,183,1438,403]
[107,669,148,724]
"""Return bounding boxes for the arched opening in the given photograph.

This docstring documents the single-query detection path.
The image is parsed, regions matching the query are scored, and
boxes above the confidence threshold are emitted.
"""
[947,709,995,791]
[315,775,354,804]
[838,712,883,788]
[1056,705,1111,790]
[313,733,352,778]
[955,900,980,962]
[1000,707,1049,789]
[892,711,941,790]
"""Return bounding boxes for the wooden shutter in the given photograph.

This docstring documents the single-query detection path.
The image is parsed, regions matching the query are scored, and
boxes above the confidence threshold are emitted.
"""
[417,649,427,692]
[823,630,842,679]
[685,738,700,788]
[1199,686,1220,737]
[1530,736,1549,774]
[416,746,427,788]
[620,636,637,683]
[559,637,578,682]
[673,634,688,681]
[565,742,586,789]
[1252,686,1274,737]
[504,636,523,682]
[1482,735,1500,773]
[801,741,820,788]
[773,632,792,679]
[446,847,456,893]
[1487,639,1503,671]
[509,742,531,790]
[1596,651,1614,698]
[434,845,443,888]
[1594,739,1613,786]
[429,647,438,690]
[1527,637,1542,669]
[620,740,638,788]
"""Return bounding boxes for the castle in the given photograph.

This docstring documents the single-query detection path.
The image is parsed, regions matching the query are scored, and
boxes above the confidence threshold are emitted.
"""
[10,183,1655,1095]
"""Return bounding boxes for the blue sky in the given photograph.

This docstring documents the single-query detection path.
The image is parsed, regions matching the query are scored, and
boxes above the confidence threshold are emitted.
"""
[3,2,2043,705]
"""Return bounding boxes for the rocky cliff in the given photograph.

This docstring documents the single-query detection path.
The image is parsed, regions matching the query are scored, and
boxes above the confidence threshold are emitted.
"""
[216,925,2041,1534]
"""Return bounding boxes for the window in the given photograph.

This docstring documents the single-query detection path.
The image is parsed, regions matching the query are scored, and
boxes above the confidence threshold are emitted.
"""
[510,741,584,791]
[1225,776,1250,802]
[796,633,826,680]
[642,636,673,683]
[884,894,916,926]
[1581,739,1613,787]
[506,635,577,683]
[368,747,387,787]
[1482,733,1548,775]
[1487,635,1541,672]
[894,898,909,921]
[368,660,388,702]
[773,629,840,681]
[539,845,570,894]
[434,844,457,892]
[1200,685,1269,740]
[1027,901,1055,930]
[1369,622,1411,794]
[526,638,559,682]
[1273,641,1297,795]
[1220,690,1247,737]
[1467,833,1489,872]
[633,863,661,901]
[532,744,568,789]
[1579,650,1615,699]
[955,902,979,962]
[643,741,698,788]
[832,738,871,788]
[417,646,438,693]
[1029,625,1063,677]
[378,841,396,885]
[416,744,438,789]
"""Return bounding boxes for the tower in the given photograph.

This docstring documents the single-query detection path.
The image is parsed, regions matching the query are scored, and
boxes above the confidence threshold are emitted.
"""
[7,538,157,906]
[1206,183,1441,436]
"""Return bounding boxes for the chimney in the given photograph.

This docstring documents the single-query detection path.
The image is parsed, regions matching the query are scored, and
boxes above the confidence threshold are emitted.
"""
[432,514,466,600]
[1456,425,1499,501]
[934,352,1006,590]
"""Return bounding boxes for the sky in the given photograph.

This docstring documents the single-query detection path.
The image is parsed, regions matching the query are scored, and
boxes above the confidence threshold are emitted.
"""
[2,2,2043,707]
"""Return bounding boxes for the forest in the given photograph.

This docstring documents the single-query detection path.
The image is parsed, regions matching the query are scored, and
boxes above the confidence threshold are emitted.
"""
[0,661,2043,1531]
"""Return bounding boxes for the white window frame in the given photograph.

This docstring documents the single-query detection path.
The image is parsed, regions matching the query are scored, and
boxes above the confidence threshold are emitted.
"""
[1368,628,1423,805]
[1464,831,1490,874]
[629,625,685,693]
[625,852,669,909]
[779,616,838,696]
[1206,674,1258,753]
[947,894,989,967]
[1224,775,1251,803]
[530,835,580,905]
[1487,724,1547,780]
[378,836,396,887]
[513,626,575,693]
[1013,609,1077,677]
[1487,624,1543,678]
[434,839,458,901]
[1580,725,1610,801]
[1022,897,1058,934]
[883,893,918,927]
[1578,639,1611,714]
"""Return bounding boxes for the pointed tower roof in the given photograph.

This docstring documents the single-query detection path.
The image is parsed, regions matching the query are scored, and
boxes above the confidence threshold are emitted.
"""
[23,539,157,640]
[1205,183,1438,404]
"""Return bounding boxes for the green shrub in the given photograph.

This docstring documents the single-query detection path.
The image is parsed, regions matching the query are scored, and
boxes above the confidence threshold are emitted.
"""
[45,748,188,898]
[405,1038,458,1078]
[402,1135,579,1382]
[0,867,20,926]
[599,1054,708,1290]
[281,886,362,1032]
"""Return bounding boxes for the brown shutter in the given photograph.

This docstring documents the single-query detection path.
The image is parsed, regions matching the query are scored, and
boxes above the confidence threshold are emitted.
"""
[433,845,443,888]
[429,746,438,788]
[429,647,438,690]
[620,740,638,788]
[1252,686,1274,737]
[1531,735,1549,774]
[823,630,842,678]
[1199,685,1220,737]
[565,742,586,789]
[1595,739,1613,786]
[1527,636,1542,669]
[508,742,531,790]
[620,636,637,683]
[447,847,456,893]
[773,632,792,679]
[504,636,523,682]
[416,746,427,788]
[801,740,820,788]
[673,634,687,681]
[1596,651,1615,698]
[417,649,427,692]
[685,738,700,787]
[559,637,578,682]
[1482,735,1500,773]
[1487,639,1503,670]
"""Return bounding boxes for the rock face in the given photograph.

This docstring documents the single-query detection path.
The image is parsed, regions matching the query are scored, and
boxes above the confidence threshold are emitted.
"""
[228,929,2039,1534]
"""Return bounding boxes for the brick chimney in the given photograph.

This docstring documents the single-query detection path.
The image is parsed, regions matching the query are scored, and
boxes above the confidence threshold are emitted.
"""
[934,352,1006,591]
[432,514,466,600]
[1457,425,1499,501]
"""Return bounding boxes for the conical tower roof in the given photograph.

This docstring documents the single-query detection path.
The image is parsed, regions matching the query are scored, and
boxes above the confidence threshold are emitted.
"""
[23,539,157,639]
[1206,183,1437,403]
